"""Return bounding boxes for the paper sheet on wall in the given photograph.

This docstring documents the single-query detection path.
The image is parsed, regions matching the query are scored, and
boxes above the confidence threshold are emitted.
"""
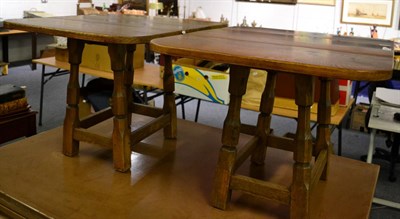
[376,87,400,107]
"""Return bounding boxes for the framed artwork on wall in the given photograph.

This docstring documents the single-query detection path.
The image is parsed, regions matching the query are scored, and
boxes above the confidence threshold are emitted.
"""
[341,0,394,27]
[297,0,335,6]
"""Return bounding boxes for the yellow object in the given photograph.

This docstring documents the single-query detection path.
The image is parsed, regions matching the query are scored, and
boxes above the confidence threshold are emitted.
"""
[81,44,145,72]
[242,69,267,108]
[172,63,229,104]
[0,63,8,75]
[149,2,164,10]
[79,97,93,119]
[394,56,400,71]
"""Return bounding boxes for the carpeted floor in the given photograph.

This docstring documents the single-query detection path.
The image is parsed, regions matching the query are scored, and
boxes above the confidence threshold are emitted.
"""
[1,63,399,218]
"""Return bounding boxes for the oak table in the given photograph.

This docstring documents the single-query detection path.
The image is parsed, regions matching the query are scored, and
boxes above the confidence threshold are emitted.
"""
[4,14,226,172]
[150,27,394,218]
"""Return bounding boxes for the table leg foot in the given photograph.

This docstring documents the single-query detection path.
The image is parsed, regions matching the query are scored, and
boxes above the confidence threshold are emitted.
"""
[291,163,311,219]
[211,146,236,210]
[112,117,131,172]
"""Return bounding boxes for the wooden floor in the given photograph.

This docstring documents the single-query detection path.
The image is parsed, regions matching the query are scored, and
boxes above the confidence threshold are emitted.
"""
[0,115,378,219]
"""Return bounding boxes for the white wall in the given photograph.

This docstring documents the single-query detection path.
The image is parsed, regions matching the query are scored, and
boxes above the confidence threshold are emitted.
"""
[1,0,400,62]
[0,0,116,19]
[1,0,399,38]
[179,0,400,39]
[1,0,399,37]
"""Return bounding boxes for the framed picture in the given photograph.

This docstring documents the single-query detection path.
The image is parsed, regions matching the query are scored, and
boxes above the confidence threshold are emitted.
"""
[297,0,335,6]
[341,0,394,27]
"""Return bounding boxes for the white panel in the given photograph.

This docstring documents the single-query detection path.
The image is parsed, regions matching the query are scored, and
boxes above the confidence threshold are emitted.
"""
[1,1,40,19]
[187,0,233,23]
[296,4,335,33]
[30,1,76,16]
[0,1,2,20]
[236,2,296,30]
[0,0,118,18]
[92,0,118,8]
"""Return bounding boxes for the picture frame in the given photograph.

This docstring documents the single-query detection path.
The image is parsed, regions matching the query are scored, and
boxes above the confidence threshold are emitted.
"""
[297,0,335,6]
[341,0,394,27]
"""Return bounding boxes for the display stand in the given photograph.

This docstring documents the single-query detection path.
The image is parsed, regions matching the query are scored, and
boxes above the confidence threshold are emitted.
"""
[0,117,378,218]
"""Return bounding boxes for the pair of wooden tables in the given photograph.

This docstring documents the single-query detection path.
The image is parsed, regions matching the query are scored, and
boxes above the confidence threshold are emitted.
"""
[5,15,394,218]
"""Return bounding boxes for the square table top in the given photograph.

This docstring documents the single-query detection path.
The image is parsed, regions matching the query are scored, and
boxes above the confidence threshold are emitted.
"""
[150,27,394,81]
[4,14,226,44]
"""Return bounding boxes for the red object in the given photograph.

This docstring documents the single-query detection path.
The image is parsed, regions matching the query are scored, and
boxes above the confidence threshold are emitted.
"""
[339,79,353,106]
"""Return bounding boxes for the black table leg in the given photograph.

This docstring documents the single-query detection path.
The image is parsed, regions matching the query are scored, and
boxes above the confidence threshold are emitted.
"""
[2,35,9,62]
[389,133,400,182]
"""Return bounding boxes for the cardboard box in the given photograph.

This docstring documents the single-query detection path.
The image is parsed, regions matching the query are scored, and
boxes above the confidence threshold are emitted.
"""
[242,69,339,115]
[350,104,369,132]
[339,79,353,106]
[82,44,144,71]
[55,47,68,62]
[56,44,145,71]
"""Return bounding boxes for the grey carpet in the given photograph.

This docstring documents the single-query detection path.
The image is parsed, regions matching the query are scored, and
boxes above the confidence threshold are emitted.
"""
[1,63,399,218]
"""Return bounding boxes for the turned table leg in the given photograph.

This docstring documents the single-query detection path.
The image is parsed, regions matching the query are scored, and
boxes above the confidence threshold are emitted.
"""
[251,70,277,165]
[63,38,84,156]
[163,55,177,139]
[125,45,136,127]
[291,75,315,219]
[108,44,131,172]
[211,65,250,210]
[315,78,333,180]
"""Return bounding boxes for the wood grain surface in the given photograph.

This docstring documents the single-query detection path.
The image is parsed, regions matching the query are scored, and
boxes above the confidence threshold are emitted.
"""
[4,15,226,44]
[151,27,394,81]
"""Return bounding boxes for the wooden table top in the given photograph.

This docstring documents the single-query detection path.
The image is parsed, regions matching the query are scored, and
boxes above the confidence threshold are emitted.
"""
[4,15,226,44]
[151,27,394,81]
